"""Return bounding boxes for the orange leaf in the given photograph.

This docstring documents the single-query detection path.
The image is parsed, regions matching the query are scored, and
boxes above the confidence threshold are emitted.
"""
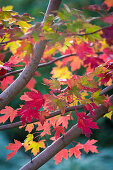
[6,140,22,160]
[69,143,83,159]
[0,106,17,123]
[26,77,36,90]
[104,0,113,7]
[54,149,68,165]
[0,76,14,91]
[83,139,98,154]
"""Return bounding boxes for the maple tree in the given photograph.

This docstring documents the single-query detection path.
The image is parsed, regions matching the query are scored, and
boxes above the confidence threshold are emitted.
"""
[0,0,113,169]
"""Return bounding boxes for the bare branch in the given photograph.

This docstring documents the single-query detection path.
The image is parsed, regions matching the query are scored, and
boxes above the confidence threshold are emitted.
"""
[20,95,113,170]
[99,84,113,96]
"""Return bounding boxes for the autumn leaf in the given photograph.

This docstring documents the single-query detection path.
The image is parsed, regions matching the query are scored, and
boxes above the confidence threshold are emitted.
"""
[54,149,68,165]
[26,77,36,90]
[43,78,61,90]
[83,139,98,154]
[53,126,65,139]
[56,115,73,129]
[18,89,44,125]
[0,106,17,123]
[51,61,72,79]
[69,143,83,159]
[6,140,22,160]
[104,0,113,7]
[77,112,99,137]
[0,76,14,91]
[36,120,51,137]
[102,25,113,45]
[44,93,66,114]
[25,123,34,133]
[24,134,45,156]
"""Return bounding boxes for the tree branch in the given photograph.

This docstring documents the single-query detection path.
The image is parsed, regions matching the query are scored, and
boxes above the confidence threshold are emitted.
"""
[0,104,83,131]
[20,95,113,170]
[0,81,112,131]
[99,84,113,96]
[0,0,62,111]
[0,53,76,80]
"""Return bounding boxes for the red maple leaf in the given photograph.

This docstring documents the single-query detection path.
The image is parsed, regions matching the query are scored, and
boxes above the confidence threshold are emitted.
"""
[84,57,104,69]
[74,42,94,59]
[83,139,98,154]
[53,126,65,139]
[102,25,113,46]
[18,89,44,125]
[54,149,68,165]
[0,76,14,91]
[0,68,6,81]
[69,143,83,159]
[76,112,99,137]
[6,140,22,160]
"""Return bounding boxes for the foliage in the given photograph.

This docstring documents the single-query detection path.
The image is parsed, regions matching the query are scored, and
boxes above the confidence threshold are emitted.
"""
[0,0,113,169]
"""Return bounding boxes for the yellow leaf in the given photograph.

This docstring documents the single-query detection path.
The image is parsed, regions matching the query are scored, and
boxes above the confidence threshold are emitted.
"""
[2,6,13,11]
[51,63,72,79]
[17,21,32,33]
[29,141,45,156]
[4,41,21,54]
[104,111,113,120]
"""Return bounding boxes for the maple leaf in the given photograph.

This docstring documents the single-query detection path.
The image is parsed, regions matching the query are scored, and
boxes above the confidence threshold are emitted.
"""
[56,115,73,129]
[36,120,51,137]
[51,61,72,79]
[18,90,44,125]
[20,89,44,110]
[26,77,36,90]
[43,78,61,90]
[102,25,113,45]
[54,149,68,165]
[53,126,65,139]
[0,106,17,123]
[74,42,94,59]
[104,0,113,7]
[24,134,45,156]
[14,40,33,65]
[18,107,39,126]
[38,110,50,125]
[83,139,98,154]
[84,57,104,69]
[25,123,34,133]
[69,143,83,159]
[77,112,99,137]
[0,68,6,81]
[44,93,66,114]
[6,140,22,160]
[0,76,14,91]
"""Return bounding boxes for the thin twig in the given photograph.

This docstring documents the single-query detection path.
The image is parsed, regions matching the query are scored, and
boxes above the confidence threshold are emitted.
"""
[0,53,76,79]
[0,104,83,131]
[20,94,111,170]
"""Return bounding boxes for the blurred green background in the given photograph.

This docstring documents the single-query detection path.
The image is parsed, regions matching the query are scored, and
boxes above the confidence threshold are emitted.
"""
[1,0,113,170]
